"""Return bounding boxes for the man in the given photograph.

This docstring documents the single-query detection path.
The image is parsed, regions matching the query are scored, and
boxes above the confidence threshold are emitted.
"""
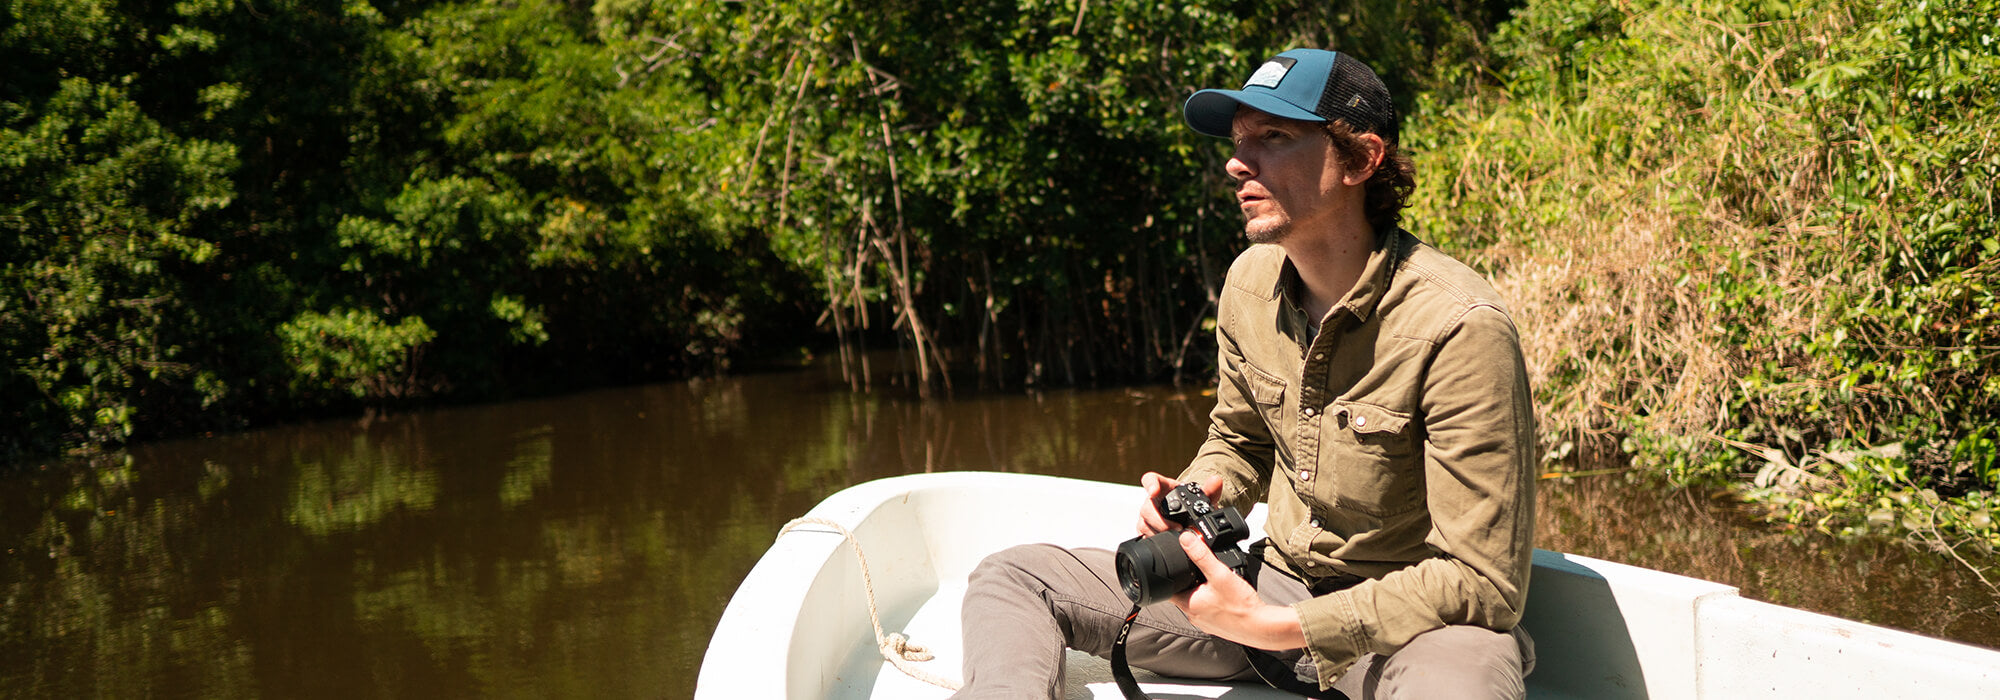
[951,49,1536,699]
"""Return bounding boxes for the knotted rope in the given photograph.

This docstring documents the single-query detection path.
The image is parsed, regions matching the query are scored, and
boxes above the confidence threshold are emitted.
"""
[777,517,964,691]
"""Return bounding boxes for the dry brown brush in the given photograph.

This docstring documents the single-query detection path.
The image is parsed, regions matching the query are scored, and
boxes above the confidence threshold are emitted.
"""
[1407,0,1999,586]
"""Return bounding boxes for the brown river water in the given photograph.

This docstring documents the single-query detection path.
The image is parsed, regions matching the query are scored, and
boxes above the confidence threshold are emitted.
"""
[3,362,1996,698]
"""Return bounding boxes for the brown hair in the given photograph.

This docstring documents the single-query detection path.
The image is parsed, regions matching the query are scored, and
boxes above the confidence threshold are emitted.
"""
[1322,120,1415,236]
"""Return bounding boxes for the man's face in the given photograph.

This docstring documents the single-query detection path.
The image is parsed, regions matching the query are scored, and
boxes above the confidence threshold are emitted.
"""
[1226,109,1352,244]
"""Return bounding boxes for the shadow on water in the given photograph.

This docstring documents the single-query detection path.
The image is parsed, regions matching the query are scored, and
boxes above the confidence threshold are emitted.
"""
[1,364,1994,698]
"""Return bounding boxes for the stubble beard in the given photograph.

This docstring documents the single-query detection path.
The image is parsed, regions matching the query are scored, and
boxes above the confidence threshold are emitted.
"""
[1244,217,1290,245]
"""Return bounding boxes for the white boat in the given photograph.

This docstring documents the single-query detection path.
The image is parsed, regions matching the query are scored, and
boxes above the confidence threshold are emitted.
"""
[696,472,2000,699]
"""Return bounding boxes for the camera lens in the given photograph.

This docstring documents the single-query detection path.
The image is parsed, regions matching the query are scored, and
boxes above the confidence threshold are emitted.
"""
[1115,531,1199,606]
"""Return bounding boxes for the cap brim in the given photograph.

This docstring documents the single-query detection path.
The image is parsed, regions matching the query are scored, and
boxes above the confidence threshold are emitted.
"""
[1183,89,1326,138]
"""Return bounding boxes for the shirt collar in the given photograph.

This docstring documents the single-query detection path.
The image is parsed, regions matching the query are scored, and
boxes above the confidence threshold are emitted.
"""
[1276,228,1405,326]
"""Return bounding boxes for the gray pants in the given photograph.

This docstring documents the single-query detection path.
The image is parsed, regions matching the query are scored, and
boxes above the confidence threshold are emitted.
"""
[950,543,1533,699]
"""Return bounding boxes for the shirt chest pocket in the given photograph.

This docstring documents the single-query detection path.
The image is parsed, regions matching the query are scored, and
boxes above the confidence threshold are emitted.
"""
[1322,400,1423,517]
[1244,361,1290,428]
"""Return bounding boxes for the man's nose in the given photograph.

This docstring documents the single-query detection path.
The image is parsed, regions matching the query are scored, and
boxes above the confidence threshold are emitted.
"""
[1226,153,1253,181]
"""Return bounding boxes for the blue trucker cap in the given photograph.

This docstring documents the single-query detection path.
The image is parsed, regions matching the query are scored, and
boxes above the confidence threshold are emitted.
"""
[1183,49,1398,143]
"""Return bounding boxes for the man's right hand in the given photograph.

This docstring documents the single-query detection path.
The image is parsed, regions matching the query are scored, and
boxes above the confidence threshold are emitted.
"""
[1137,472,1225,536]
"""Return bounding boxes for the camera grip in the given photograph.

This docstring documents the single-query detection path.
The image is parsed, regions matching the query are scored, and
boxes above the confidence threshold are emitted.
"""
[1211,546,1260,588]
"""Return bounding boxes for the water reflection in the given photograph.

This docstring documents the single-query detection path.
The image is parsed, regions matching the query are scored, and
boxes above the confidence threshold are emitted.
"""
[2,366,1994,699]
[1537,473,2000,644]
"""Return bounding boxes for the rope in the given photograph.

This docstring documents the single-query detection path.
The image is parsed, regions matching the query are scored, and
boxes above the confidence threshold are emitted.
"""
[777,517,964,690]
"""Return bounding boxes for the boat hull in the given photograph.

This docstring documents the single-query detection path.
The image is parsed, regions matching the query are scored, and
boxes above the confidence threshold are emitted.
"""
[697,472,2000,699]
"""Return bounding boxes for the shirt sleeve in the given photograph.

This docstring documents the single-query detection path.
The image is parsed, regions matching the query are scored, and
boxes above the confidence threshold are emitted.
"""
[1177,297,1274,514]
[1291,304,1537,686]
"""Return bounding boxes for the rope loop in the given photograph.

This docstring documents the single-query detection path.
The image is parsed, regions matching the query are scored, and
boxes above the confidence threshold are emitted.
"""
[883,632,935,661]
[777,517,963,690]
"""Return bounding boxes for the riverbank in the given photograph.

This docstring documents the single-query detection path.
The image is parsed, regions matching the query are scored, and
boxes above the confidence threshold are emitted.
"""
[1415,0,2000,575]
[7,0,1993,591]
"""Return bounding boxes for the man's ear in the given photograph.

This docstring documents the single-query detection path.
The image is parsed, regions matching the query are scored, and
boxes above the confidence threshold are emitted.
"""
[1344,133,1386,186]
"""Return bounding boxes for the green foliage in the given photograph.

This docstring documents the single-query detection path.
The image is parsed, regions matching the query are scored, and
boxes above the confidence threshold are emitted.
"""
[4,0,786,460]
[4,0,391,456]
[1,75,237,451]
[277,308,436,399]
[1410,0,2000,554]
[623,0,1503,390]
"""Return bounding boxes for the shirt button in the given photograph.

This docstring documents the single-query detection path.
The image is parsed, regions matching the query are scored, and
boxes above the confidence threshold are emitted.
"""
[1311,519,1321,528]
[1303,406,1315,417]
[1299,469,1312,482]
[1354,415,1368,428]
[1313,353,1325,360]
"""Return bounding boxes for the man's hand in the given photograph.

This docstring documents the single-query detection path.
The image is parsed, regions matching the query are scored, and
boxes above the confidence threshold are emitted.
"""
[1169,531,1307,652]
[1137,472,1225,536]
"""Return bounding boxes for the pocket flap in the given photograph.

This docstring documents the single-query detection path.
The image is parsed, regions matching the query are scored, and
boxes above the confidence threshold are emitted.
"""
[1244,362,1286,406]
[1339,401,1410,434]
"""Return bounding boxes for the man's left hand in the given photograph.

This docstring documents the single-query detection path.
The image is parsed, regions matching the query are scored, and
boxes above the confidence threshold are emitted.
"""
[1170,531,1308,651]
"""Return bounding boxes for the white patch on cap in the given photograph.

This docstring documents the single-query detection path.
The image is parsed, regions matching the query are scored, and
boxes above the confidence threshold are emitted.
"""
[1243,61,1290,89]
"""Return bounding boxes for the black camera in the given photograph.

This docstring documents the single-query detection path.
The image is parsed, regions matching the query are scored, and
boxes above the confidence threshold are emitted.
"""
[1115,482,1258,606]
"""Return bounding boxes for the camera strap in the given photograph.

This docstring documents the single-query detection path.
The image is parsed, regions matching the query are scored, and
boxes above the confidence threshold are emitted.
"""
[1111,601,1148,700]
[1111,602,1337,700]
[1243,646,1343,699]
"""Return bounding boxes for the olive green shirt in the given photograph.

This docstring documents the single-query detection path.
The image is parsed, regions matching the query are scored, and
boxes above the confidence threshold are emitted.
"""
[1178,230,1536,688]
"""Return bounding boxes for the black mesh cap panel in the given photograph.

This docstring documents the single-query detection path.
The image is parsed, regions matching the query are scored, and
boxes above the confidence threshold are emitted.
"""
[1315,53,1398,143]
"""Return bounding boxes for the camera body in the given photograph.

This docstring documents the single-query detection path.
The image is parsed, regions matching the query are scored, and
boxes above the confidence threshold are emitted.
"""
[1115,482,1258,606]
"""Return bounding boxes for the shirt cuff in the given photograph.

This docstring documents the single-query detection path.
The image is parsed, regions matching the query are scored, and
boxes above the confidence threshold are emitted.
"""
[1293,588,1369,688]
